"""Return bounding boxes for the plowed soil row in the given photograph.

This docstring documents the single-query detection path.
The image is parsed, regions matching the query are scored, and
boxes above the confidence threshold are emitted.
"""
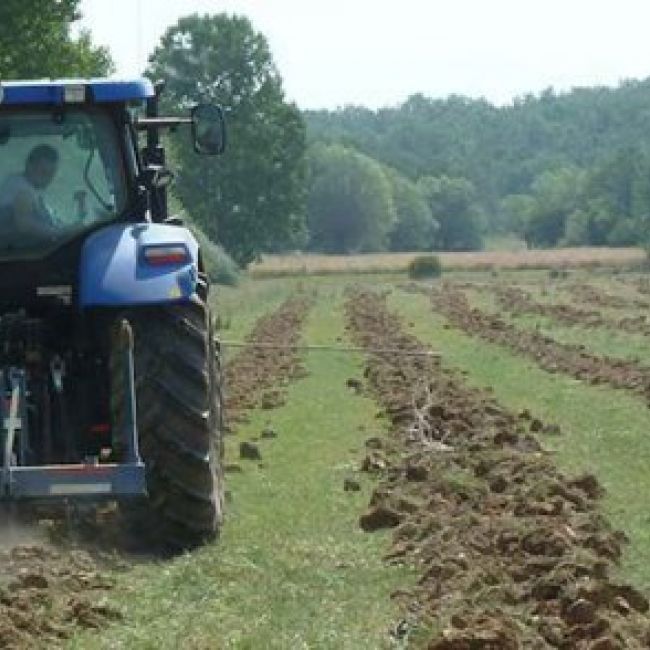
[223,294,313,425]
[421,283,650,403]
[345,288,650,649]
[633,278,650,297]
[493,285,650,336]
[617,277,650,299]
[562,283,649,311]
[0,541,125,649]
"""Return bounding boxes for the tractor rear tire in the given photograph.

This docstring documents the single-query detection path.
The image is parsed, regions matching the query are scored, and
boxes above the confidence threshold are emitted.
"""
[115,288,224,550]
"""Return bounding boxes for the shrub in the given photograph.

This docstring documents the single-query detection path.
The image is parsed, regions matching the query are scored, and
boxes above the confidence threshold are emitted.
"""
[169,196,240,286]
[407,255,442,279]
[193,227,240,286]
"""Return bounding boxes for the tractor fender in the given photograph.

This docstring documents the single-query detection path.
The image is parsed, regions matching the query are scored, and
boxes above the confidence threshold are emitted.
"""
[79,222,200,308]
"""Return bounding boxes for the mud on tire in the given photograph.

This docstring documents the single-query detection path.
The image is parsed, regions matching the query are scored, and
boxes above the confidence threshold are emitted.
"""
[111,283,224,550]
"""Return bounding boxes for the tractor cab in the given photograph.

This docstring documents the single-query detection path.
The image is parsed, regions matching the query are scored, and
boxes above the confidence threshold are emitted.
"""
[0,79,224,265]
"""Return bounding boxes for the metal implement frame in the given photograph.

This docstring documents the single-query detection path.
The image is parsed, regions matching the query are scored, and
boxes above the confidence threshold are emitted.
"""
[0,325,145,500]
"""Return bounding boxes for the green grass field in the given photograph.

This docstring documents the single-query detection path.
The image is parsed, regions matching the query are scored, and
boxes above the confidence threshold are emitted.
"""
[67,269,650,647]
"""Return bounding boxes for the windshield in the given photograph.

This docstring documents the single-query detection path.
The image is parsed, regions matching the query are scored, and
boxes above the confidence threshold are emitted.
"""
[0,108,127,258]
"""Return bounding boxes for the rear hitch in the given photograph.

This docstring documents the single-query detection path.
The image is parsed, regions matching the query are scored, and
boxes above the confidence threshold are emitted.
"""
[0,323,145,501]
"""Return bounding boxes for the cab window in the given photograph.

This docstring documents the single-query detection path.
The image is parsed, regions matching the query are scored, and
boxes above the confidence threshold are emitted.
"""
[0,108,127,258]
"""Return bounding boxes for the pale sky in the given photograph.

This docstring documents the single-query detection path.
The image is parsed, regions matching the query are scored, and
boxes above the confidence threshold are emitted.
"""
[79,0,650,110]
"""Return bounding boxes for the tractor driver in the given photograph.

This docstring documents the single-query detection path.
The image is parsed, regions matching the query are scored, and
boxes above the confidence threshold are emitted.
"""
[0,144,59,242]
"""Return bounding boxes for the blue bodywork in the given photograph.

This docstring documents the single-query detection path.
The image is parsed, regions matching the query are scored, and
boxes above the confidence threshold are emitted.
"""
[79,223,200,308]
[0,78,154,105]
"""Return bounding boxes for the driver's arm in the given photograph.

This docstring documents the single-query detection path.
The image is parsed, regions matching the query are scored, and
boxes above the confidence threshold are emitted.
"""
[12,189,54,238]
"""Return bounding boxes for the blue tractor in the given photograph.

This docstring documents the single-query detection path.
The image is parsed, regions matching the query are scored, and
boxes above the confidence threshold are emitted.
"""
[0,78,226,549]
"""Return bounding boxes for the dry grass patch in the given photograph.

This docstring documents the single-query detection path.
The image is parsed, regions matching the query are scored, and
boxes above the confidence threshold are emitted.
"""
[250,247,646,277]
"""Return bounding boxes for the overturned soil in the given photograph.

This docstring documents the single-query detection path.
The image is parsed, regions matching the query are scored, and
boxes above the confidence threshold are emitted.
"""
[629,277,650,299]
[345,288,650,648]
[561,282,650,311]
[0,507,128,649]
[411,282,650,404]
[223,294,313,426]
[492,285,650,337]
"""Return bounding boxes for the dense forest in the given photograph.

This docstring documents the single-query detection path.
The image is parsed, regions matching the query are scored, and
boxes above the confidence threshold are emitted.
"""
[305,82,650,252]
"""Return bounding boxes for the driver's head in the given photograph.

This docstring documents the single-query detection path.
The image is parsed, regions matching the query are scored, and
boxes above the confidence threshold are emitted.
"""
[25,144,59,190]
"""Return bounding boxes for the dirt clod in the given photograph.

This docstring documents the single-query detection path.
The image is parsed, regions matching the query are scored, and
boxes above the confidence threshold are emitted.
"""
[361,452,387,472]
[346,378,363,393]
[530,418,544,432]
[240,441,262,461]
[359,505,402,531]
[564,598,597,625]
[15,572,49,590]
[405,463,428,482]
[344,478,361,492]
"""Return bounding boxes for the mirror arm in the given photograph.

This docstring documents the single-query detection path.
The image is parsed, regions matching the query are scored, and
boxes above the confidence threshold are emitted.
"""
[134,117,193,131]
[138,164,173,222]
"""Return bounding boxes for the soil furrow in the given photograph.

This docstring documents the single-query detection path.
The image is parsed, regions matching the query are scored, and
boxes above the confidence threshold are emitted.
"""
[223,294,313,426]
[419,283,650,404]
[561,283,650,311]
[0,507,132,649]
[345,287,650,649]
[493,285,650,336]
[616,276,650,300]
[633,278,650,298]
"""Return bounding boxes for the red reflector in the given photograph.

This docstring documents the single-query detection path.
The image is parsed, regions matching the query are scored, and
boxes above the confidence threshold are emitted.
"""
[143,245,189,266]
[90,423,110,434]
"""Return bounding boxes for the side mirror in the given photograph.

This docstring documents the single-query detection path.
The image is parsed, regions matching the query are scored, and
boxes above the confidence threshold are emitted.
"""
[191,104,226,156]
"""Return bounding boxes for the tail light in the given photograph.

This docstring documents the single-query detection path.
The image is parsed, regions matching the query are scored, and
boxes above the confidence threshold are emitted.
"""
[142,245,190,266]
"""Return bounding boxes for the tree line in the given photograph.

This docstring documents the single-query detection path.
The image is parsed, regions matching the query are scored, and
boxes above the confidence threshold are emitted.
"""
[306,85,650,251]
[4,4,650,264]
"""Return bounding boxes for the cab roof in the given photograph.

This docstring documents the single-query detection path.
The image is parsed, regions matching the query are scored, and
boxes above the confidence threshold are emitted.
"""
[0,78,155,106]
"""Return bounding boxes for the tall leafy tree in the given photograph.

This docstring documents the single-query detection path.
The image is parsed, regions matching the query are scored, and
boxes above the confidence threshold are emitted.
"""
[386,168,437,251]
[307,143,395,253]
[305,78,650,247]
[148,13,306,266]
[0,0,112,78]
[418,175,483,251]
[522,166,585,247]
[499,194,537,239]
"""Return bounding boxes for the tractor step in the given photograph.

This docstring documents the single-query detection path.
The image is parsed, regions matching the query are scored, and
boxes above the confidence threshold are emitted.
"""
[4,461,146,499]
